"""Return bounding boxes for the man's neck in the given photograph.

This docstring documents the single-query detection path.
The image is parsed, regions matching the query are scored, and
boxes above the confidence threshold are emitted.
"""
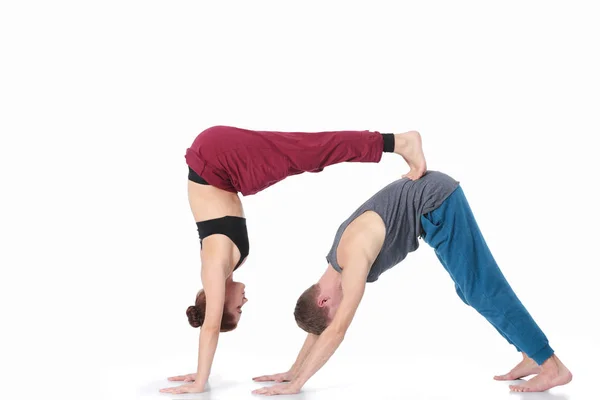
[319,264,342,285]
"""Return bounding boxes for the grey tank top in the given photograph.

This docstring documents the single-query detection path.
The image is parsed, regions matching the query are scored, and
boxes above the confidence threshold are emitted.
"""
[326,171,459,282]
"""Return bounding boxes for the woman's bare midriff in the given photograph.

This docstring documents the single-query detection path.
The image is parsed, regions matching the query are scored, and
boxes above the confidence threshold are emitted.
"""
[187,180,245,222]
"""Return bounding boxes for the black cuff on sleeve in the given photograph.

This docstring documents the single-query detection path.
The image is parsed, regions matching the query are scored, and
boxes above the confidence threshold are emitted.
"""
[382,133,395,153]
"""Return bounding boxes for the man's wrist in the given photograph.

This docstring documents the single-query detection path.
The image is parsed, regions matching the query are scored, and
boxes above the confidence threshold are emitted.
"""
[289,379,305,391]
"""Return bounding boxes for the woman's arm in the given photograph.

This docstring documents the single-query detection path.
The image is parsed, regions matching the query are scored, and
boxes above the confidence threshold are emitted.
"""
[194,263,227,386]
[160,241,231,395]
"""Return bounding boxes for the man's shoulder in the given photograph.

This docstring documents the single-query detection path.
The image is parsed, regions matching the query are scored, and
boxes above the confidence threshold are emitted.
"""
[338,212,385,270]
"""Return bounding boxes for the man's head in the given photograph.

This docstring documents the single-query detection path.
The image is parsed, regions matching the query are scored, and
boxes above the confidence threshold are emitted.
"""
[294,269,344,334]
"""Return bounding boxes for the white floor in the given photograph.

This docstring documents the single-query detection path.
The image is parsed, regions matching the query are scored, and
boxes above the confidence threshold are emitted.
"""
[104,352,585,400]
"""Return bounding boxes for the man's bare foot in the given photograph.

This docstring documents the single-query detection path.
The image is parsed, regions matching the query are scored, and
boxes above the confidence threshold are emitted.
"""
[494,353,541,381]
[509,354,572,392]
[394,131,427,180]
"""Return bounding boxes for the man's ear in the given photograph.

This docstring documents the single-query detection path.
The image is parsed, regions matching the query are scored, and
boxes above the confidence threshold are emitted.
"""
[317,295,329,308]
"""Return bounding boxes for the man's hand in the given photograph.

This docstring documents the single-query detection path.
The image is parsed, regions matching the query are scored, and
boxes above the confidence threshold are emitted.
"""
[252,371,293,383]
[252,382,301,396]
[167,372,196,382]
[159,382,205,394]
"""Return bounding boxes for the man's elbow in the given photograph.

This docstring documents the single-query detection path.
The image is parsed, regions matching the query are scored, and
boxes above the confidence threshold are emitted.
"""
[333,331,346,343]
[328,325,347,341]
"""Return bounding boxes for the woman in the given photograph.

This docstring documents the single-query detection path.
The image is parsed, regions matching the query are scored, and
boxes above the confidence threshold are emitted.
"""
[160,125,426,394]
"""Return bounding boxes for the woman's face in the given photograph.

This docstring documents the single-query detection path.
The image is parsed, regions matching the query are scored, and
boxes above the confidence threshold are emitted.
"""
[226,281,248,323]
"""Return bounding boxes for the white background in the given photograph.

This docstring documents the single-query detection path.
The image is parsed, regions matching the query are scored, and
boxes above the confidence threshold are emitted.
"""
[1,1,598,399]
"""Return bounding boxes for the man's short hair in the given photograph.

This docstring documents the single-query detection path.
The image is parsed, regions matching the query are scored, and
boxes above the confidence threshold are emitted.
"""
[294,284,330,335]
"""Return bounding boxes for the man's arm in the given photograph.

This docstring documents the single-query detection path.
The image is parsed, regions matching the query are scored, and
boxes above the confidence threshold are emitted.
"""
[252,262,368,396]
[289,334,319,376]
[250,255,371,397]
[289,263,368,389]
[253,334,319,382]
[252,216,383,396]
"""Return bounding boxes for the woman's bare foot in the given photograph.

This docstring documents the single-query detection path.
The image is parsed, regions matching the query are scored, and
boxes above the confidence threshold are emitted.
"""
[509,354,572,392]
[393,131,427,180]
[494,353,541,381]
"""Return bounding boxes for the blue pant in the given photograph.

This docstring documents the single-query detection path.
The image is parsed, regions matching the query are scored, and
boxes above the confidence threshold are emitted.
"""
[420,186,554,365]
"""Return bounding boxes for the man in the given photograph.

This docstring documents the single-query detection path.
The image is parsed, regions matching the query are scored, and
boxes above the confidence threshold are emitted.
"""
[253,171,572,395]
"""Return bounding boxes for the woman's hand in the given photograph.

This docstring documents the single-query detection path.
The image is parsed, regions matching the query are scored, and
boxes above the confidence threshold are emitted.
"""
[167,372,196,382]
[159,382,205,394]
